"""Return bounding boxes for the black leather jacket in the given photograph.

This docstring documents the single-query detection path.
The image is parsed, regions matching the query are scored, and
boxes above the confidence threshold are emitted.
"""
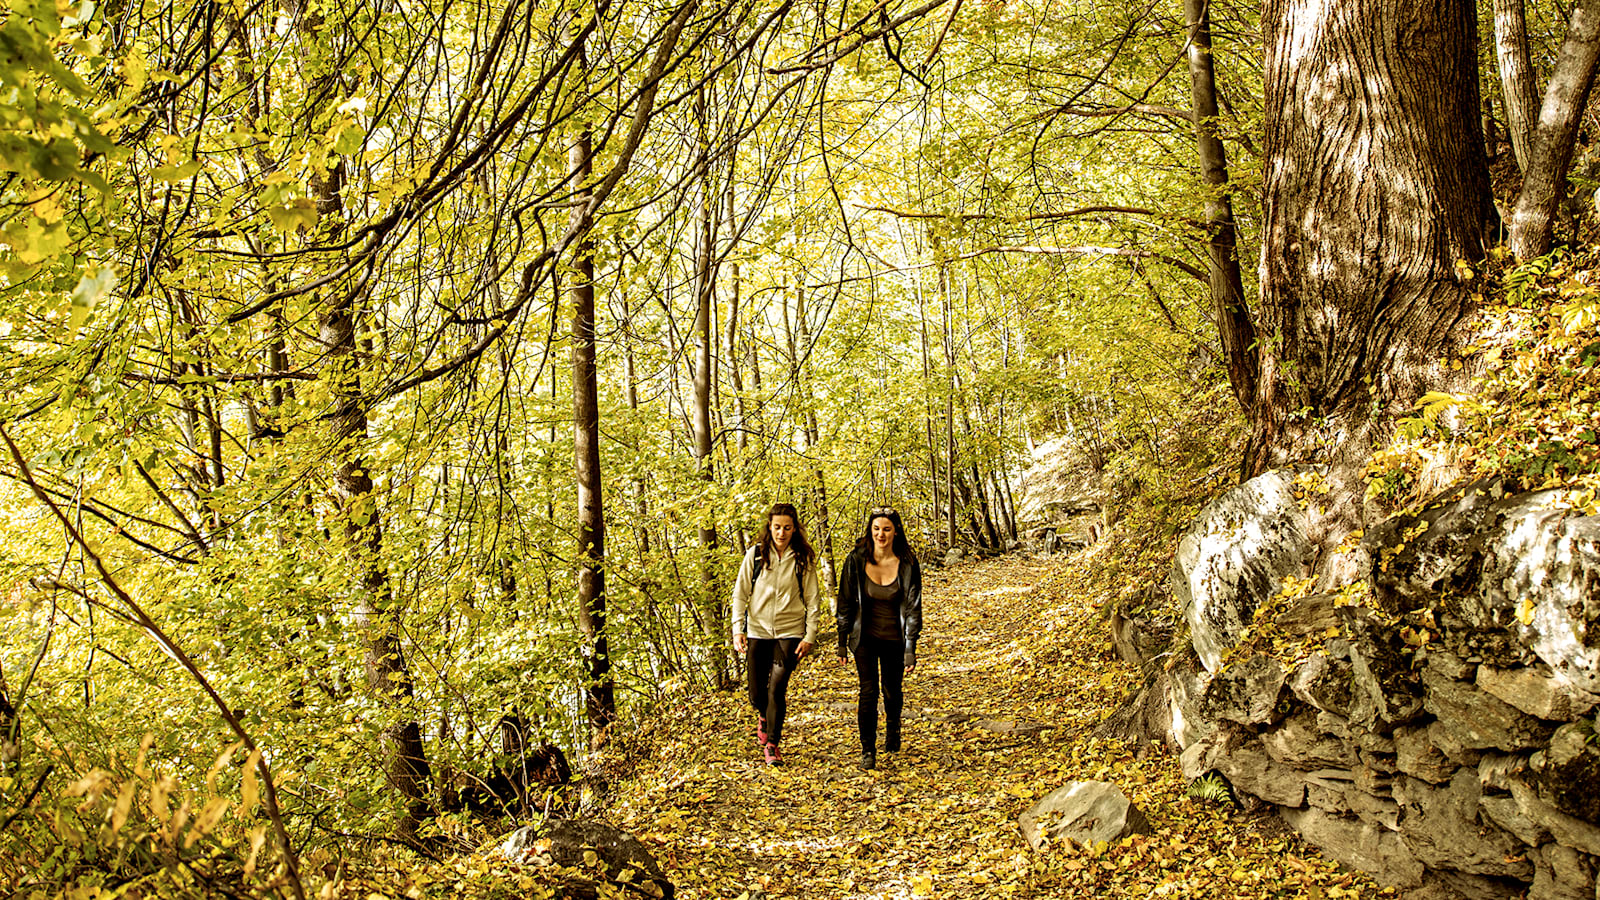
[835,546,922,656]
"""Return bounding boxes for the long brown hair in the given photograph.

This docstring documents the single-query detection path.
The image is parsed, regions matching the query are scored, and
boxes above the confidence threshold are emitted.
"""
[757,502,814,574]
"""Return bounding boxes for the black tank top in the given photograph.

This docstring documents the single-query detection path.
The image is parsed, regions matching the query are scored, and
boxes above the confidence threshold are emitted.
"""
[864,576,902,640]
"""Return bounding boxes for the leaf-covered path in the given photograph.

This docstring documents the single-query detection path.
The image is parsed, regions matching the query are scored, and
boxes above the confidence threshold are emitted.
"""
[608,556,1394,900]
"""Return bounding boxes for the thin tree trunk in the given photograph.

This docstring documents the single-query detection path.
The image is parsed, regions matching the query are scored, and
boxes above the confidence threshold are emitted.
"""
[690,85,730,689]
[727,180,747,455]
[912,239,940,543]
[1183,0,1259,414]
[283,0,433,829]
[1494,0,1541,173]
[623,306,652,559]
[793,278,837,591]
[569,97,615,735]
[930,231,958,548]
[1509,0,1600,259]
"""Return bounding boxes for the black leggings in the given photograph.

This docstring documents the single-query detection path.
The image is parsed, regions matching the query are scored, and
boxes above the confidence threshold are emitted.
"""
[853,634,904,752]
[747,638,802,746]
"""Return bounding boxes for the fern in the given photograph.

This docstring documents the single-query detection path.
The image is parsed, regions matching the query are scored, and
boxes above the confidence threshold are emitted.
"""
[1188,773,1233,805]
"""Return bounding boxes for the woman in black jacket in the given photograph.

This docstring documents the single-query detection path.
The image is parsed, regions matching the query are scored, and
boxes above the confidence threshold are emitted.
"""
[835,507,922,770]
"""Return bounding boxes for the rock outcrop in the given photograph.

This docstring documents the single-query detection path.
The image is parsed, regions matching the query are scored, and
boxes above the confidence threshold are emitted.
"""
[1143,472,1600,900]
[1170,469,1315,671]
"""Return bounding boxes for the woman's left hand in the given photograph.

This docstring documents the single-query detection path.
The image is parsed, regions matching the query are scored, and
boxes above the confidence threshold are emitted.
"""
[797,640,814,659]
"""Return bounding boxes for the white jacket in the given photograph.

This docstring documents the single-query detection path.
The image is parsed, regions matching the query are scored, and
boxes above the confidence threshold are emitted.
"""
[731,545,821,643]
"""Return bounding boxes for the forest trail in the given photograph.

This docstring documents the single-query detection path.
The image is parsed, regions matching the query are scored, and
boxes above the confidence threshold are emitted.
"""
[607,557,1389,900]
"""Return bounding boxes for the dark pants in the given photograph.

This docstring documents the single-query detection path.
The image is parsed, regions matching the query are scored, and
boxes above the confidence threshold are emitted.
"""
[853,634,904,752]
[747,638,802,746]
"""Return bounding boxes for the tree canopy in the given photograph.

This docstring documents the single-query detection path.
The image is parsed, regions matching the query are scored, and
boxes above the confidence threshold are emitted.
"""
[3,0,1598,893]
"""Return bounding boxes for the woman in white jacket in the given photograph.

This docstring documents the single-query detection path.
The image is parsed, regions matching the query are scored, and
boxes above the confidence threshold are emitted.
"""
[731,502,822,766]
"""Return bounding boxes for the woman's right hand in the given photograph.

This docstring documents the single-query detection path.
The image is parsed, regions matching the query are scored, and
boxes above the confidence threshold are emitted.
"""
[734,633,748,654]
[837,653,849,665]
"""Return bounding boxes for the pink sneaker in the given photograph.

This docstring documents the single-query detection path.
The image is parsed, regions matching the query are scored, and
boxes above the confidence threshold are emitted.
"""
[763,743,783,766]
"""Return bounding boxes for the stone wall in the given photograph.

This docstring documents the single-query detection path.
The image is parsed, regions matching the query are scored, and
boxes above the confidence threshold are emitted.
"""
[1158,473,1600,900]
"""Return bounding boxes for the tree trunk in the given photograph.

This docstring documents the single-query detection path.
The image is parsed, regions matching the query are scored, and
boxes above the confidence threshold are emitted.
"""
[1509,0,1600,259]
[569,109,615,735]
[933,235,957,548]
[1494,0,1541,173]
[690,87,730,690]
[1184,0,1259,415]
[1257,0,1490,466]
[792,279,837,591]
[286,0,432,827]
[914,256,940,543]
[1258,0,1492,586]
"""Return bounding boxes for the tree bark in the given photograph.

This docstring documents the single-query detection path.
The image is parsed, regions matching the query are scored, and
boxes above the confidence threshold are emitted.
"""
[570,108,615,735]
[286,0,433,829]
[793,279,837,592]
[690,85,730,689]
[1257,0,1490,468]
[1183,0,1259,415]
[1509,0,1600,259]
[1493,0,1541,173]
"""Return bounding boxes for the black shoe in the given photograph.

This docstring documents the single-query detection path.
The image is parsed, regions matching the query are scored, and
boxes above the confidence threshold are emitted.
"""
[885,726,901,753]
[859,751,876,770]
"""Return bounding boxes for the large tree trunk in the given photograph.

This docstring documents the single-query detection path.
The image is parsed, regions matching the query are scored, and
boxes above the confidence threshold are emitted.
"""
[1257,0,1490,462]
[1183,0,1258,415]
[1509,0,1600,259]
[1258,0,1492,582]
[570,111,616,735]
[1494,0,1541,173]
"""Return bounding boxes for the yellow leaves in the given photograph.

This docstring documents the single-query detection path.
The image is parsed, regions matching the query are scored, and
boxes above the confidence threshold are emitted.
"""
[1555,298,1600,335]
[1516,597,1537,627]
[1004,782,1036,800]
[268,198,321,235]
[68,264,116,334]
[151,159,201,183]
[183,795,231,848]
[240,748,261,815]
[118,46,148,92]
[109,779,136,835]
[910,872,934,895]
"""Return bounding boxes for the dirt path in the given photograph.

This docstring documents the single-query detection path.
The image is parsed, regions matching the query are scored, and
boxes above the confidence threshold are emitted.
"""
[610,556,1383,900]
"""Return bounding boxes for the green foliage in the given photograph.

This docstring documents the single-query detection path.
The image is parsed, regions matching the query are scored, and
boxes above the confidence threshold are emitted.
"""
[0,0,1255,885]
[1187,772,1233,805]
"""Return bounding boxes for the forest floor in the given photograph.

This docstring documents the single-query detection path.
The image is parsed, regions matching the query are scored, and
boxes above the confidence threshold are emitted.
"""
[599,555,1398,900]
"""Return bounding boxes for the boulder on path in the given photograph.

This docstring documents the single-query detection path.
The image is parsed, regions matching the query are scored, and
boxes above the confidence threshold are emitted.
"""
[1018,781,1151,851]
[501,819,673,899]
[1170,468,1315,672]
